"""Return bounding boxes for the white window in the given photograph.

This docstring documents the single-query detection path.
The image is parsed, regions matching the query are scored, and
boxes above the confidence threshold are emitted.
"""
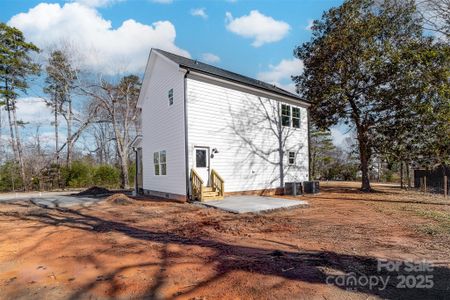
[292,107,301,128]
[281,104,291,127]
[288,151,296,165]
[154,150,167,175]
[281,104,301,128]
[168,88,174,106]
[281,104,300,128]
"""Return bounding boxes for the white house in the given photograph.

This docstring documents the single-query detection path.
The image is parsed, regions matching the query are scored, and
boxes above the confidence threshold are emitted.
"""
[134,49,310,201]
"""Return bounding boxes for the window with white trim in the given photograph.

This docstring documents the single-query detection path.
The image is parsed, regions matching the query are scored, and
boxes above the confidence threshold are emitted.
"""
[168,88,174,106]
[281,104,291,127]
[292,107,301,128]
[154,150,167,175]
[288,151,296,165]
[281,104,301,128]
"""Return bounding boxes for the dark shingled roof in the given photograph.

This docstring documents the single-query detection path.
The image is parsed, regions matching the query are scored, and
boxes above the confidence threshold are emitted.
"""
[154,49,307,103]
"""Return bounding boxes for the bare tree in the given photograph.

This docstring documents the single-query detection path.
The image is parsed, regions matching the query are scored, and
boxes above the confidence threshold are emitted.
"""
[82,75,141,189]
[418,0,450,38]
[83,116,116,165]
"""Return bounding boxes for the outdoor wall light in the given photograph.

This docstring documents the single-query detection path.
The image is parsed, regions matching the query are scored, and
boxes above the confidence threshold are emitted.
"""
[211,148,219,159]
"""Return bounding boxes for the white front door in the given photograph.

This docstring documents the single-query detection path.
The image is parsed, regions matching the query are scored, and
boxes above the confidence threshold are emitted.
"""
[194,147,210,185]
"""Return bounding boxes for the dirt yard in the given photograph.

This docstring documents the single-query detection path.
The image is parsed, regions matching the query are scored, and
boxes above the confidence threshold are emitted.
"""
[0,182,449,299]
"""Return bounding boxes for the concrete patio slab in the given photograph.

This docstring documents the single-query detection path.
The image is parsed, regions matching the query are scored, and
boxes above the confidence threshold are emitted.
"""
[200,196,309,214]
[0,192,103,208]
[29,196,103,208]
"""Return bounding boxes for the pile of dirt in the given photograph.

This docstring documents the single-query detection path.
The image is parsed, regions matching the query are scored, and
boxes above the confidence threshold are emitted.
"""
[77,186,112,196]
[105,193,134,205]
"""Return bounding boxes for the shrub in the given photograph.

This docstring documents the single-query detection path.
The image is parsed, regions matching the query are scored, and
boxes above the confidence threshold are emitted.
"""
[93,165,120,188]
[128,162,136,188]
[0,161,23,192]
[61,160,93,188]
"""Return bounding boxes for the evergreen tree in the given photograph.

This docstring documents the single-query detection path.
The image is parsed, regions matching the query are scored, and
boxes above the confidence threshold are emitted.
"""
[43,50,77,167]
[310,126,335,180]
[0,23,40,189]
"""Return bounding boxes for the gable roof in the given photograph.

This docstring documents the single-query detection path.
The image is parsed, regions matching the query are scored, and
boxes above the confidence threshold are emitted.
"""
[154,49,308,104]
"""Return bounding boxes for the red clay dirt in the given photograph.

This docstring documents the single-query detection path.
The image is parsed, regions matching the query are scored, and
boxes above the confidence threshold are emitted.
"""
[0,181,449,299]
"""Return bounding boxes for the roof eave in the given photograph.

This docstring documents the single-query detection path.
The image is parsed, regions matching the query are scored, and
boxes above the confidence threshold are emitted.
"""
[182,66,311,107]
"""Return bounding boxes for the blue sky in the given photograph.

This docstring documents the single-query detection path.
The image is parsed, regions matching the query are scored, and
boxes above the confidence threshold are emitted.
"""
[0,0,348,148]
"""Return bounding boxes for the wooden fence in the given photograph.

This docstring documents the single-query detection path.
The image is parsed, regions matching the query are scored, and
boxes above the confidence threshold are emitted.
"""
[414,165,449,197]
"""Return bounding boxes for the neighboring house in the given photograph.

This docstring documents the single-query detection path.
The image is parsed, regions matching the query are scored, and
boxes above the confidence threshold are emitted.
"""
[134,49,310,201]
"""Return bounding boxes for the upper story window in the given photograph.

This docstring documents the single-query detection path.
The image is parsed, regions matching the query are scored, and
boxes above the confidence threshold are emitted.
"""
[281,104,301,128]
[281,104,291,127]
[292,107,301,128]
[168,88,174,106]
[154,150,167,175]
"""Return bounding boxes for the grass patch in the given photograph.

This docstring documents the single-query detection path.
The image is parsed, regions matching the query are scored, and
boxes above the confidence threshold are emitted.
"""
[372,202,450,236]
[410,208,450,236]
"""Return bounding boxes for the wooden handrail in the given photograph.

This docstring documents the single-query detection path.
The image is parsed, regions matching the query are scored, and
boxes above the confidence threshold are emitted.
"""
[211,169,225,197]
[191,169,204,201]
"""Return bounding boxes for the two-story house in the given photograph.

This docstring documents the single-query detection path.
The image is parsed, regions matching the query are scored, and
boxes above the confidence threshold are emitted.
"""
[134,49,310,201]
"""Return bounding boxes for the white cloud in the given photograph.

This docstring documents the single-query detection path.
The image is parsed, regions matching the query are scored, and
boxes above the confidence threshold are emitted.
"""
[257,58,303,92]
[201,53,220,63]
[258,58,303,83]
[305,19,314,31]
[15,97,52,125]
[8,2,189,74]
[152,0,173,3]
[190,8,207,19]
[74,0,123,8]
[225,10,290,47]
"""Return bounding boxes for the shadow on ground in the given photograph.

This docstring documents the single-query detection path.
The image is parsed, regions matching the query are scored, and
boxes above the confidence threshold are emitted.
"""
[1,201,449,299]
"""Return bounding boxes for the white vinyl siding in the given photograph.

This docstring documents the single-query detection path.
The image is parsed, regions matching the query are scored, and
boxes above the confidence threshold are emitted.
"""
[186,78,309,192]
[140,54,186,195]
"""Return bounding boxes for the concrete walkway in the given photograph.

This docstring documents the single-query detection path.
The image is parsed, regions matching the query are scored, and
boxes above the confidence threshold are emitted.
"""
[201,195,309,214]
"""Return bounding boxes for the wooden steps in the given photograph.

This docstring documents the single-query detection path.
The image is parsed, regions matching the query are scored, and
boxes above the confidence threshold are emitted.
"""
[191,169,225,201]
[201,188,224,201]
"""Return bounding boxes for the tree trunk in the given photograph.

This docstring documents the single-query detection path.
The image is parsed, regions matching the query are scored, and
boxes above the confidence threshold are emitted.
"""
[54,97,61,188]
[11,104,27,190]
[311,152,316,180]
[119,153,129,189]
[357,129,372,192]
[66,98,73,166]
[406,161,411,189]
[5,84,19,163]
[400,160,404,189]
[55,97,59,165]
